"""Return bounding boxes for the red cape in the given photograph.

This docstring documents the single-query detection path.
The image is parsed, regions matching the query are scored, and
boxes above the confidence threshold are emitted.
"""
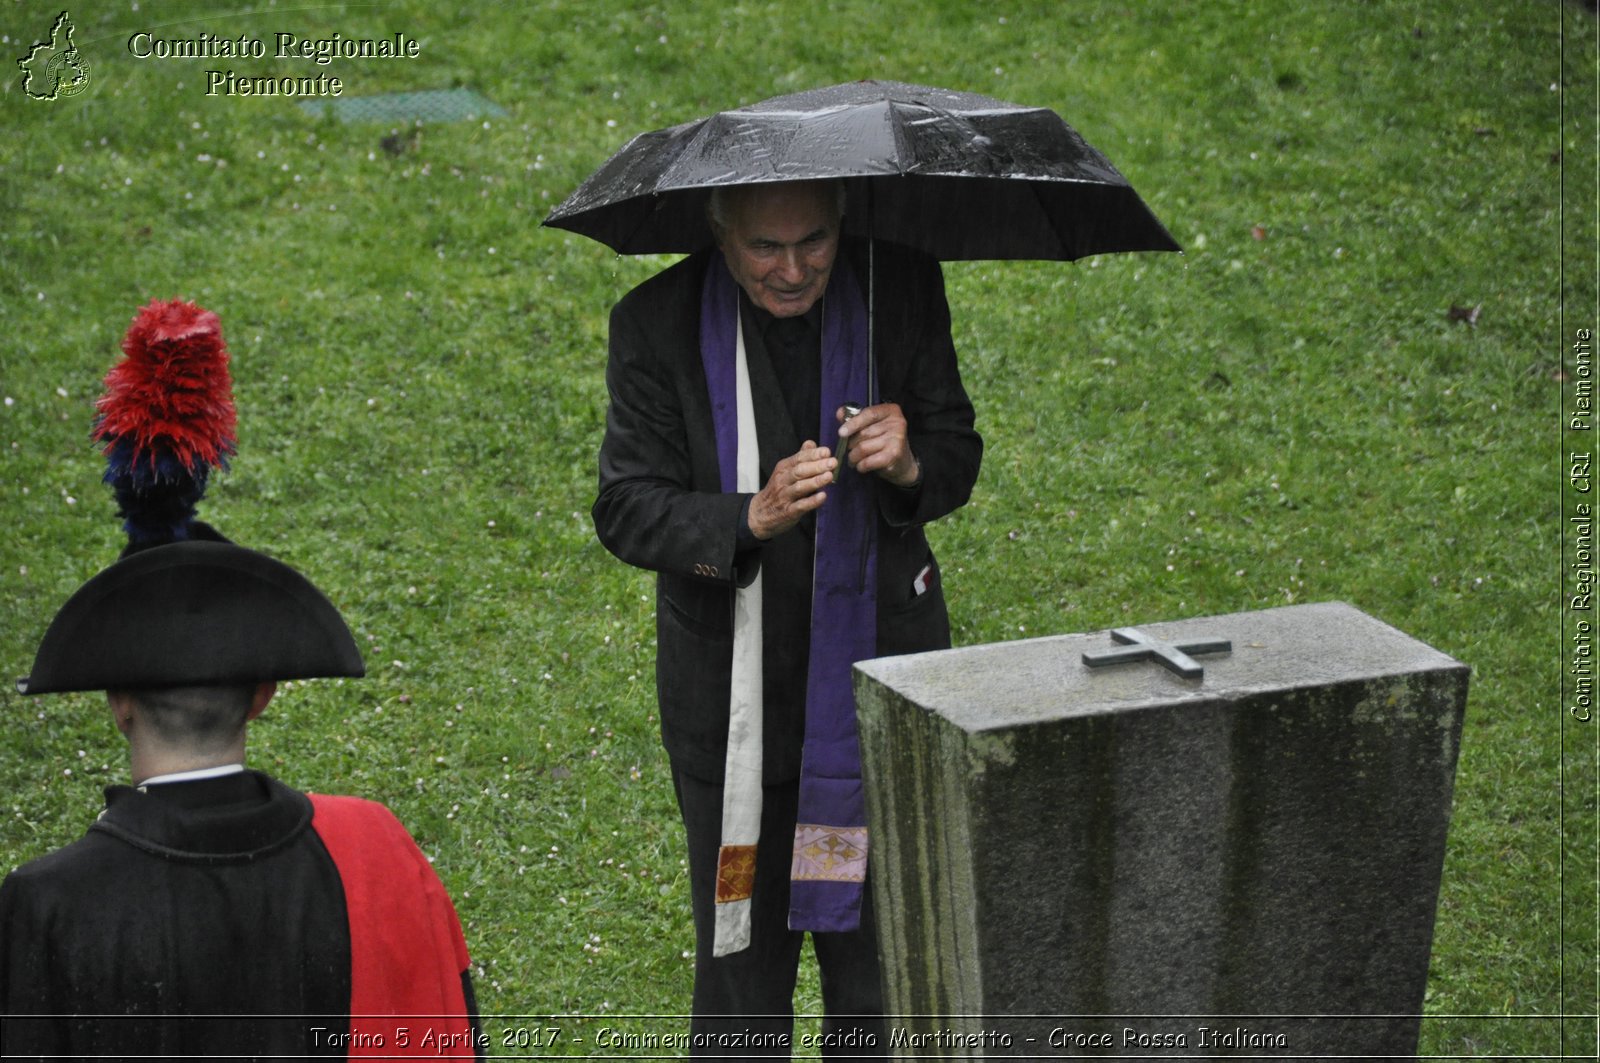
[310,794,478,1059]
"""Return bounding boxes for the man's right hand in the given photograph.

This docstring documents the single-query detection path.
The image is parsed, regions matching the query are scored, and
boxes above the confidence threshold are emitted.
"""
[747,440,837,540]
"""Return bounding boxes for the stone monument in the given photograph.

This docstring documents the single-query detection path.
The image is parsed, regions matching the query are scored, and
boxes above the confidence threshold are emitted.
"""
[854,601,1469,1058]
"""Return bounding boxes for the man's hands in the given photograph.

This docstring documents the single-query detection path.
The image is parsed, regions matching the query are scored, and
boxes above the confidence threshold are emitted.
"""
[837,403,920,488]
[747,404,921,541]
[747,442,837,540]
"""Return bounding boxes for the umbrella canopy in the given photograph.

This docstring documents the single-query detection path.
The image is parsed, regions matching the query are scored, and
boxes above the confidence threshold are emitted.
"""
[543,80,1179,261]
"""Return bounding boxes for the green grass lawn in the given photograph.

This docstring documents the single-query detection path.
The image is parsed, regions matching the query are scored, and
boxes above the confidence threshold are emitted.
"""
[1,0,1593,1056]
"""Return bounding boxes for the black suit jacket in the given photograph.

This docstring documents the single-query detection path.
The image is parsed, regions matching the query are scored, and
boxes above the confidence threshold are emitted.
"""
[593,241,982,784]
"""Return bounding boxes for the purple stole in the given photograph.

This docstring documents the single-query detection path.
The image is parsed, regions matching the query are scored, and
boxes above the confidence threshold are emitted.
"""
[700,253,877,949]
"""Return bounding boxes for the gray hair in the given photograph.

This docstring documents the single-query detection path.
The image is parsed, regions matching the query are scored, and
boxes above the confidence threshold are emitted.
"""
[707,180,847,232]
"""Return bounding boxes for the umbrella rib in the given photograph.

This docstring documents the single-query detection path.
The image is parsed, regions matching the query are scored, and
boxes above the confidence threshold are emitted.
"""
[1024,176,1082,260]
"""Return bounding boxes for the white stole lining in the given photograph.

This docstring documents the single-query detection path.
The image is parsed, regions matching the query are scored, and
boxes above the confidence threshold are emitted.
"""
[713,306,763,957]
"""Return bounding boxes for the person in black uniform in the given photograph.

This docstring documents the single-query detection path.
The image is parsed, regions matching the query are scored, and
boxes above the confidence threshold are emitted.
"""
[0,299,483,1061]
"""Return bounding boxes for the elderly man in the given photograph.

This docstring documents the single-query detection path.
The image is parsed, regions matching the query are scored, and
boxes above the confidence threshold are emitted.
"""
[593,180,981,1051]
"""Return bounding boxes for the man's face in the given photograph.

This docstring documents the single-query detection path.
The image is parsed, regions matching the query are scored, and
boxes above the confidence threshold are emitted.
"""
[714,183,841,318]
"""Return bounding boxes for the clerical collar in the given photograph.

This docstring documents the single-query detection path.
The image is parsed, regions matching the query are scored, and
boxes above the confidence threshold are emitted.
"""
[138,763,246,789]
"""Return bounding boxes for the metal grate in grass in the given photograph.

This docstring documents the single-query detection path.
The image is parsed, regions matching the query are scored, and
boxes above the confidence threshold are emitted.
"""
[298,88,506,123]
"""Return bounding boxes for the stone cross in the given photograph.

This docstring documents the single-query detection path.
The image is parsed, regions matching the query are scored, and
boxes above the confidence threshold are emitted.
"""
[854,601,1469,1058]
[1081,626,1232,679]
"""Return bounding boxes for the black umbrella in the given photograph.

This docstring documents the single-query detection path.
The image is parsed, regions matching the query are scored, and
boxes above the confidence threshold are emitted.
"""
[542,79,1180,261]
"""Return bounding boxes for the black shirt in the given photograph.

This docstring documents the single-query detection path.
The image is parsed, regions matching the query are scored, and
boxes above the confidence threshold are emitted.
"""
[742,289,823,442]
[736,291,824,547]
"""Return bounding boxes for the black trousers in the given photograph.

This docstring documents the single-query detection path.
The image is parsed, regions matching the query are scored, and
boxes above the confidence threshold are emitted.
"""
[672,768,887,1058]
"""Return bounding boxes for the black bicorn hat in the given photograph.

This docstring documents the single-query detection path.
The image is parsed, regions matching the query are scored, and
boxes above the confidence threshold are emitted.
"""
[18,540,366,695]
[17,299,365,695]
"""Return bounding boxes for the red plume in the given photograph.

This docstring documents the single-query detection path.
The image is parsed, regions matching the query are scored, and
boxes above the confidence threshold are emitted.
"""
[93,299,236,473]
